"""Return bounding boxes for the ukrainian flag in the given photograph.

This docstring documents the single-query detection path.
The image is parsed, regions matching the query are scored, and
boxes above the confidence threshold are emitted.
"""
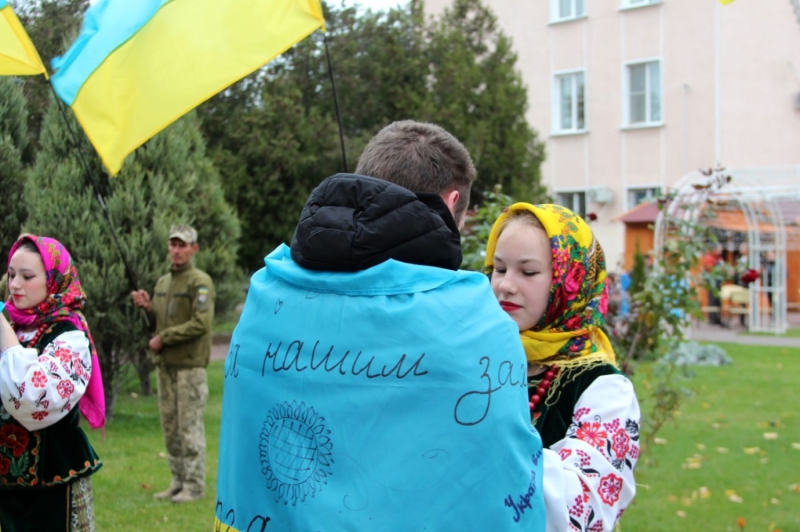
[0,0,47,77]
[51,0,325,175]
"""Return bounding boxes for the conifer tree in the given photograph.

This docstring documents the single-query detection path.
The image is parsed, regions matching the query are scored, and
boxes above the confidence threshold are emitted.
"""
[25,97,242,411]
[0,78,30,269]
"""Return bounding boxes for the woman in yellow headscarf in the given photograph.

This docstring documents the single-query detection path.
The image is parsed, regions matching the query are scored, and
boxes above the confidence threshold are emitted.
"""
[485,203,640,532]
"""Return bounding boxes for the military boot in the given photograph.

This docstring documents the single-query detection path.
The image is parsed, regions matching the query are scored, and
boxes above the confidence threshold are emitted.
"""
[172,487,204,503]
[153,480,182,500]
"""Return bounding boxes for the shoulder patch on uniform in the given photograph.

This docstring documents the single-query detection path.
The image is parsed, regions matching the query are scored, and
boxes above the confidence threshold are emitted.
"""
[197,287,209,305]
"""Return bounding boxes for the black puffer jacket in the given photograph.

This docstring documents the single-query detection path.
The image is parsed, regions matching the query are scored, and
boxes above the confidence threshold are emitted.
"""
[291,173,462,272]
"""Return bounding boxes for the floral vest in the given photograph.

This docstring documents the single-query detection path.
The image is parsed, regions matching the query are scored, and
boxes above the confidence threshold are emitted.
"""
[0,321,101,489]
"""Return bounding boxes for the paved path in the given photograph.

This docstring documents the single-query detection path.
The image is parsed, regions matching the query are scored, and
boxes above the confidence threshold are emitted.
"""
[688,321,800,348]
[211,341,230,361]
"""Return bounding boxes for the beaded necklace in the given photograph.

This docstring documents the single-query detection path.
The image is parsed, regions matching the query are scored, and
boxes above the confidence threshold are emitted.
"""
[528,365,560,414]
[19,323,51,350]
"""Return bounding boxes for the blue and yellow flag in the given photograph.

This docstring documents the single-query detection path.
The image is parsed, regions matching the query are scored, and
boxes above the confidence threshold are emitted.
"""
[51,0,325,175]
[0,0,47,77]
[216,244,546,531]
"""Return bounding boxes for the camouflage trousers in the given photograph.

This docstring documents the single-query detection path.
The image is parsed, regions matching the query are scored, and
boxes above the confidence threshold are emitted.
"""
[157,366,208,495]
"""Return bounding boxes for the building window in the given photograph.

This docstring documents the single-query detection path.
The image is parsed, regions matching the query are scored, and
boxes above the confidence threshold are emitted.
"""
[553,71,586,133]
[627,187,660,209]
[556,191,587,218]
[625,60,662,126]
[551,0,585,22]
[621,0,660,8]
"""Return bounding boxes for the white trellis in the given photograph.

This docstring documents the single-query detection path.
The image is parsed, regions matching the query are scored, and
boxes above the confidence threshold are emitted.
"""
[653,165,800,334]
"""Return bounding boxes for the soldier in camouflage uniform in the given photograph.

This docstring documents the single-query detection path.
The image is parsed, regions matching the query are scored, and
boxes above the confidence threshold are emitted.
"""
[131,224,214,503]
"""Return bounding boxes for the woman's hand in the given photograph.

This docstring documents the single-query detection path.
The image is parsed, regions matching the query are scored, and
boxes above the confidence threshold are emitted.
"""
[0,312,20,352]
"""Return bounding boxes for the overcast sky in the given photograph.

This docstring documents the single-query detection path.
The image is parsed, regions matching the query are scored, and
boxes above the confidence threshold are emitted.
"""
[88,0,409,9]
[339,0,408,10]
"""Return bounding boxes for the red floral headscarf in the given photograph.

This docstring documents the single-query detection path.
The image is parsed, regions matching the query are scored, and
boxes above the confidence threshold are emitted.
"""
[6,235,105,429]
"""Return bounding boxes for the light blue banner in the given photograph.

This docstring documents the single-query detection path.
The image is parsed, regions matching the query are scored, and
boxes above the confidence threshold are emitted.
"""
[216,245,545,531]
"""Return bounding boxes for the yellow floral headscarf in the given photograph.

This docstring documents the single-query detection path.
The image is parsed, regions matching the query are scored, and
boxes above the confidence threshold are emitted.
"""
[484,203,616,369]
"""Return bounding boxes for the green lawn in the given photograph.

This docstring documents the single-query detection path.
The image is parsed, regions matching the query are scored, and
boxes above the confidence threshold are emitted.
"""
[85,345,800,531]
[741,327,800,338]
[88,362,223,531]
[623,343,800,531]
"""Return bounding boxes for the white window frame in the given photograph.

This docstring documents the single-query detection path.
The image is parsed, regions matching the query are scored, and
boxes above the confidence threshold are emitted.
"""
[627,186,661,210]
[620,0,662,10]
[623,58,663,128]
[550,0,585,23]
[556,190,587,218]
[552,69,587,135]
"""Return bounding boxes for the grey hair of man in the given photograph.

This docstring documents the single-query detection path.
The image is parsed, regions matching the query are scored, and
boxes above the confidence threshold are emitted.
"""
[355,120,476,226]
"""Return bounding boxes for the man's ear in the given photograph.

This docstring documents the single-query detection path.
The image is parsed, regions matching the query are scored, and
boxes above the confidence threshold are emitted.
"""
[440,189,460,214]
[440,189,463,229]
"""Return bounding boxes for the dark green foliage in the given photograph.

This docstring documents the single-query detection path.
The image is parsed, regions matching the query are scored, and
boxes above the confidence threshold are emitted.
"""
[423,0,547,202]
[200,0,547,271]
[460,185,516,271]
[629,241,647,295]
[199,77,340,271]
[0,78,30,268]
[24,97,242,410]
[12,0,88,155]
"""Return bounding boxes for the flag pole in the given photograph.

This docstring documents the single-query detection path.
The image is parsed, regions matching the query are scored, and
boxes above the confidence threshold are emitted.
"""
[323,32,348,173]
[47,83,150,327]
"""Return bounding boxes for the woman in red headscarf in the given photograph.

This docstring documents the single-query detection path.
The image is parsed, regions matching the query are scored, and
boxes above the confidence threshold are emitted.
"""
[0,235,104,532]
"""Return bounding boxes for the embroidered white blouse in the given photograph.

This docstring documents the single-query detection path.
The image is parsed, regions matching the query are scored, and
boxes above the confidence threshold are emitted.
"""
[543,374,640,532]
[0,330,92,432]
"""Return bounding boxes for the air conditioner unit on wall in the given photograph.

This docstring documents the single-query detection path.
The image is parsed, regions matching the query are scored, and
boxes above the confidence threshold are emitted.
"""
[587,186,614,204]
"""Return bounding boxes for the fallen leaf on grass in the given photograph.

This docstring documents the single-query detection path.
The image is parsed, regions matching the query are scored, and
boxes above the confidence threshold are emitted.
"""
[696,443,706,451]
[743,447,760,455]
[682,454,703,470]
[654,437,668,445]
[676,511,686,518]
[142,483,150,490]
[158,452,167,459]
[763,432,779,440]
[711,423,722,429]
[771,498,781,505]
[725,489,743,503]
[789,484,800,493]
[716,447,729,453]
[791,443,800,450]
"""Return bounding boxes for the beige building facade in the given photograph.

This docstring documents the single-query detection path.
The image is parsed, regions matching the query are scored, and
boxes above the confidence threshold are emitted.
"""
[425,0,800,270]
